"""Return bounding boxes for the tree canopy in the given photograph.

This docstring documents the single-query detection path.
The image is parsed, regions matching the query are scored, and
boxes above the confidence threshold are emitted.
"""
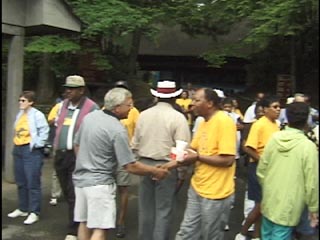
[22,0,318,90]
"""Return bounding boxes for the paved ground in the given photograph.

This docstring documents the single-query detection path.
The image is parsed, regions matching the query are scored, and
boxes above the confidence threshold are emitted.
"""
[2,156,318,240]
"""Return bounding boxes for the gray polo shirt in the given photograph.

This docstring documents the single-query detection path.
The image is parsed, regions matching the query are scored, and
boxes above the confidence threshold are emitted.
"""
[73,110,135,188]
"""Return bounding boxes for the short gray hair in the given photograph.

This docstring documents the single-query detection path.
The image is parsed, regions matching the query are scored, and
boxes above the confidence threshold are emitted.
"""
[104,87,132,110]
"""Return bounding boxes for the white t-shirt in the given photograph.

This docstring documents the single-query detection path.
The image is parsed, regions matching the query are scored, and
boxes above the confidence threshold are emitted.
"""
[192,116,205,135]
[243,103,256,123]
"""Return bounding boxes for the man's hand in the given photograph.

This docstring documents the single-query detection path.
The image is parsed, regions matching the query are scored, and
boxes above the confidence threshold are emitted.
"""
[309,212,319,227]
[178,149,198,165]
[151,167,169,181]
[159,161,178,171]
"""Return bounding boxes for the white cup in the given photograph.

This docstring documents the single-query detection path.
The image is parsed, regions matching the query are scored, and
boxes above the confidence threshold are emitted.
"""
[175,140,188,151]
[176,149,185,161]
[170,147,187,161]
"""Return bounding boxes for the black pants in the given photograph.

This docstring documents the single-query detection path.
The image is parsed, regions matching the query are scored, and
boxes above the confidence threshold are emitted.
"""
[54,149,79,235]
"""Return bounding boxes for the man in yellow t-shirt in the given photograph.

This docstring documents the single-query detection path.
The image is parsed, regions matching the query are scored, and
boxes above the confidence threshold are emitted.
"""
[163,88,237,240]
[235,96,281,240]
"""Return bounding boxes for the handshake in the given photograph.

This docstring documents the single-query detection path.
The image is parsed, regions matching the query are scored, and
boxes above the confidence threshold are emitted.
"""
[150,148,199,181]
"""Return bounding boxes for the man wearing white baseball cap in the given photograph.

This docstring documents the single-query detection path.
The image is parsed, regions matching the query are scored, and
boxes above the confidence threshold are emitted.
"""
[132,80,191,240]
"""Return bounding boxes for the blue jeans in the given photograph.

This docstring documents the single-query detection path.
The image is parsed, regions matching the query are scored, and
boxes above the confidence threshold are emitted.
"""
[13,144,44,215]
[261,216,293,240]
[295,206,316,235]
[176,186,233,240]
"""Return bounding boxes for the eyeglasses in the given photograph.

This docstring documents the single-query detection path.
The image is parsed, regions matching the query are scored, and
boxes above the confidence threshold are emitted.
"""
[120,103,133,107]
[18,99,27,103]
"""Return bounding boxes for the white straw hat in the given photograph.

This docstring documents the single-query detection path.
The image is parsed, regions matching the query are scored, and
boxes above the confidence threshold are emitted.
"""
[150,81,183,98]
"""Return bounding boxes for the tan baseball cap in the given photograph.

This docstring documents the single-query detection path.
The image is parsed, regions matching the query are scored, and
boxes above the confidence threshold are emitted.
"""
[63,75,85,88]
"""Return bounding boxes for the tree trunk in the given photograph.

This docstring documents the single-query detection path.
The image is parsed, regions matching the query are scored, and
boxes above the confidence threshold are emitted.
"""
[290,36,296,93]
[127,29,142,88]
[37,53,54,103]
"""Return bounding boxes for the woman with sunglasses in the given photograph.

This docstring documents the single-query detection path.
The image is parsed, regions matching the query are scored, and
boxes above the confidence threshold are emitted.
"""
[7,91,49,225]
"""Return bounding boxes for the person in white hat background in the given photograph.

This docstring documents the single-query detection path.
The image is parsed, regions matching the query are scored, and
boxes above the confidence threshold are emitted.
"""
[131,80,191,240]
[53,75,100,240]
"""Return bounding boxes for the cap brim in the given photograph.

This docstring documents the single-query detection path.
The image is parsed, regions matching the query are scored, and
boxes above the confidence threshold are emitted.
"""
[150,88,183,98]
[63,84,85,88]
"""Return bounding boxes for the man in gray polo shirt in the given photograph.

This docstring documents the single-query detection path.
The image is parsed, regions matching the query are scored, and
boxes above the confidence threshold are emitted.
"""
[72,87,169,240]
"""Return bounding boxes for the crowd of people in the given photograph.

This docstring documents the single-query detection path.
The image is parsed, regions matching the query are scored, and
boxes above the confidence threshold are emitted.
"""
[7,75,319,240]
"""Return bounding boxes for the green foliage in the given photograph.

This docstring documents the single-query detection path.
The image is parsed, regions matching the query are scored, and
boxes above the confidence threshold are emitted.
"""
[24,35,80,53]
[242,0,318,51]
[200,52,227,68]
[67,0,160,38]
[83,47,113,71]
[164,0,318,63]
[21,0,318,77]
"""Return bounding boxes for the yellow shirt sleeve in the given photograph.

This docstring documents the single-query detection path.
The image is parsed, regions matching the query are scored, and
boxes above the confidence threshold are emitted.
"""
[47,103,60,123]
[121,107,140,141]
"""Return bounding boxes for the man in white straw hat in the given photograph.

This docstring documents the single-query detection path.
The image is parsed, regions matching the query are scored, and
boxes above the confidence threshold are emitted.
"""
[132,80,191,240]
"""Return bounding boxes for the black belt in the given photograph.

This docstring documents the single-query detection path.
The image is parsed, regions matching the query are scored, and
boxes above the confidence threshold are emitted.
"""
[15,143,30,147]
[56,149,73,153]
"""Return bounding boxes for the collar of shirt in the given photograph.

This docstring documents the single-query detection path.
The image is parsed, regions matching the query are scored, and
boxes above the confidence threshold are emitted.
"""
[103,109,120,120]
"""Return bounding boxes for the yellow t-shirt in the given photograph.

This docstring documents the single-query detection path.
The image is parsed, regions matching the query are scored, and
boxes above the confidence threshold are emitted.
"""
[14,113,31,145]
[245,116,280,157]
[121,107,140,142]
[190,111,237,199]
[47,102,62,123]
[176,98,192,111]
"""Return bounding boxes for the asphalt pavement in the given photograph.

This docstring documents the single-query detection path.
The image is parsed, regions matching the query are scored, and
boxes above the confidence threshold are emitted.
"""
[2,156,317,240]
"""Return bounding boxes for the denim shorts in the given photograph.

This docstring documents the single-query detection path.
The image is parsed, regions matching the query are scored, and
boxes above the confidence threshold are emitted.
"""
[247,162,262,203]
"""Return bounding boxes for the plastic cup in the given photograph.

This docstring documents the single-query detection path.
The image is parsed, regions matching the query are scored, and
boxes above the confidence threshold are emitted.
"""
[175,140,188,151]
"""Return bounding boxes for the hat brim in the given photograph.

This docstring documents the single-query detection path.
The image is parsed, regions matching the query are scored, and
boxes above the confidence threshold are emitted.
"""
[150,88,183,98]
[63,84,85,88]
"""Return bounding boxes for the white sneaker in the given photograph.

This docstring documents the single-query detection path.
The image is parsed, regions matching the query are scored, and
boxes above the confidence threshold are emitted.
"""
[8,209,28,218]
[23,213,39,225]
[234,233,246,240]
[49,198,58,206]
[64,235,77,240]
[224,224,230,231]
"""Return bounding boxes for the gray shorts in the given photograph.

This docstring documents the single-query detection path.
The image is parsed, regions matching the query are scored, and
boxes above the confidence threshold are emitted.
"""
[116,165,132,186]
[74,184,117,229]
